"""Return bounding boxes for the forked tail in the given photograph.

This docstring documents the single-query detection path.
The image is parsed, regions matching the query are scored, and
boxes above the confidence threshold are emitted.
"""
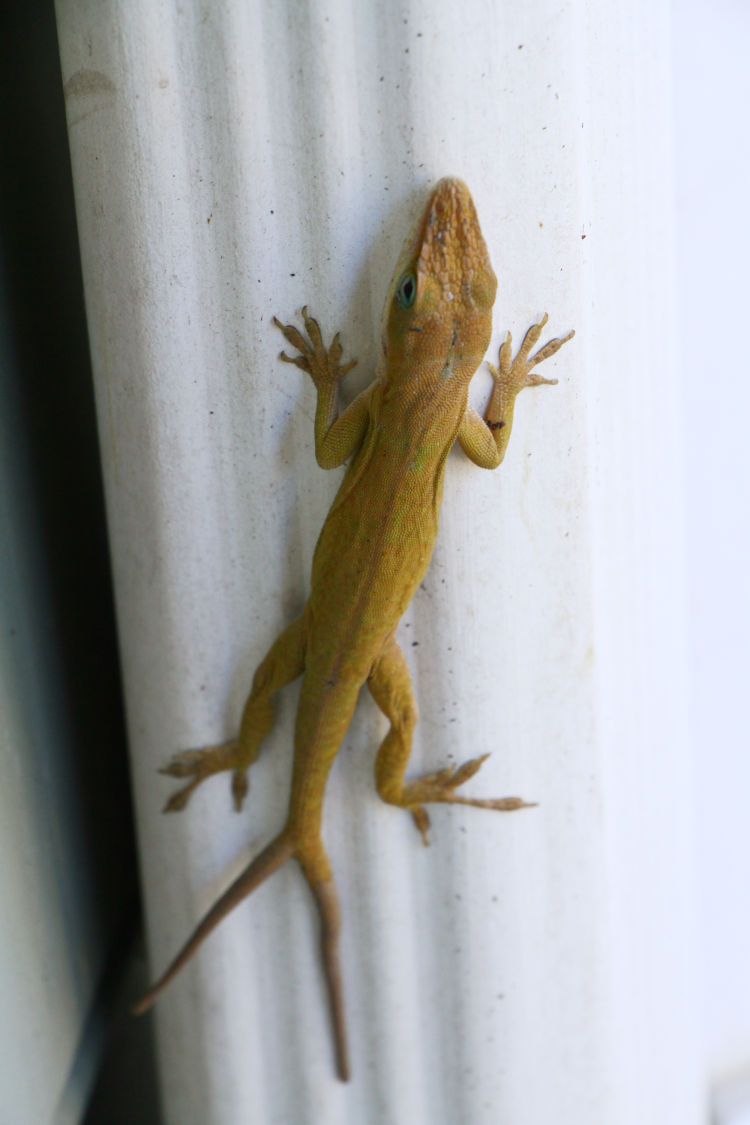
[131,830,350,1081]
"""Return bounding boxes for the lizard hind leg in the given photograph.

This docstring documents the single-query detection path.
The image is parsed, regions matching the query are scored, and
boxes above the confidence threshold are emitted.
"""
[160,612,308,813]
[368,637,535,846]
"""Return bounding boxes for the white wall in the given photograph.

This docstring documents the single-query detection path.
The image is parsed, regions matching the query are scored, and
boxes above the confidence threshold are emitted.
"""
[674,0,750,1105]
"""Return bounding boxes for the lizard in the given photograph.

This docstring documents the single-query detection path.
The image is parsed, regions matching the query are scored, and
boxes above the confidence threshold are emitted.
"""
[131,177,574,1081]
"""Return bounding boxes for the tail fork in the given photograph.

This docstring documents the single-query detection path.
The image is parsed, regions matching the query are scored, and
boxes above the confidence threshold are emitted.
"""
[131,831,294,1016]
[131,830,351,1082]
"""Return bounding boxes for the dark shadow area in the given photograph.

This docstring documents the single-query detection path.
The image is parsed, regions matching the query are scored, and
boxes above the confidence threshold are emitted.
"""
[0,5,159,1120]
[83,933,162,1125]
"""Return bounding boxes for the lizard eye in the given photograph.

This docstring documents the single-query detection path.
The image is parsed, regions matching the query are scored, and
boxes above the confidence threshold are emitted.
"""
[395,270,417,309]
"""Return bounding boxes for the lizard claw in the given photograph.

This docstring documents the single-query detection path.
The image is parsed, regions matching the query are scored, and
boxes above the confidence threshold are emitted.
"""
[411,805,431,846]
[401,753,535,841]
[159,741,251,812]
[488,315,574,397]
[273,309,357,387]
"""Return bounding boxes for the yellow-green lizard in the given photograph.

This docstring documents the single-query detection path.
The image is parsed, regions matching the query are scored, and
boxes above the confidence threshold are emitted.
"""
[132,178,574,1081]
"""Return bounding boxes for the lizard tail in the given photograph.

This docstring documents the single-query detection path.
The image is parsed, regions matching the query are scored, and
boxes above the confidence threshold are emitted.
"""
[298,860,350,1082]
[130,830,351,1082]
[130,830,295,1017]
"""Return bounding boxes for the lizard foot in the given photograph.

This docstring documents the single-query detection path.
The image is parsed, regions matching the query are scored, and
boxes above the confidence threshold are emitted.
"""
[487,313,575,398]
[404,754,535,846]
[159,741,250,813]
[273,306,357,388]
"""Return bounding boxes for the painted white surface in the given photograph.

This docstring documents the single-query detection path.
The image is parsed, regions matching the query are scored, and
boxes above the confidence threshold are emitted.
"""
[673,0,750,1098]
[714,1070,750,1125]
[55,1,702,1122]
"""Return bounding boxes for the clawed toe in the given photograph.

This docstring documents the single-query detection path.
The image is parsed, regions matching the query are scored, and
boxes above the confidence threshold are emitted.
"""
[159,741,249,813]
[488,316,574,399]
[529,327,575,368]
[231,769,249,812]
[162,780,202,814]
[411,805,431,846]
[159,748,208,779]
[273,308,356,386]
[401,752,535,842]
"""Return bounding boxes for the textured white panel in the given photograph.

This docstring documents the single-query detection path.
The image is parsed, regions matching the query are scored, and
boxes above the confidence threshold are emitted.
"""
[673,0,750,1088]
[55,0,702,1122]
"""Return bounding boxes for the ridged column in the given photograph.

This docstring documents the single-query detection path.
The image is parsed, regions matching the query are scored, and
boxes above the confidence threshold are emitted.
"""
[55,1,702,1121]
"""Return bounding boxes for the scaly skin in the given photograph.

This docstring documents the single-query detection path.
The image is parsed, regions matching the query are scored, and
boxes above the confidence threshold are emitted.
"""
[132,178,574,1081]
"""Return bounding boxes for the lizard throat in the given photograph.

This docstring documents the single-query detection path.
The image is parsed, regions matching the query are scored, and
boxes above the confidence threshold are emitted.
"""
[441,356,454,381]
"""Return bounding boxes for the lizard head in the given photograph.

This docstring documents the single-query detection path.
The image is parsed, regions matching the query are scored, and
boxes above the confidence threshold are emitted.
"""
[380,178,497,386]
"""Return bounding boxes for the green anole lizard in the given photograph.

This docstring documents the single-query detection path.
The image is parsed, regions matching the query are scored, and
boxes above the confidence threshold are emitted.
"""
[132,178,574,1081]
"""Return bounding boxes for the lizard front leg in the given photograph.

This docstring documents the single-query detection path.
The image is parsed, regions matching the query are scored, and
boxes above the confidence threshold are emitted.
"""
[368,636,533,846]
[458,314,574,468]
[273,307,371,470]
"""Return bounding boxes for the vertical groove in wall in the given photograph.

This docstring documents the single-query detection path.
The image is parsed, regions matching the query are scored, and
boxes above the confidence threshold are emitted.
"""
[55,1,701,1122]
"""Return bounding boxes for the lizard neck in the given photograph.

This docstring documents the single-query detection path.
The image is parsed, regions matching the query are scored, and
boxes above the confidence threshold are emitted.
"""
[379,364,471,453]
